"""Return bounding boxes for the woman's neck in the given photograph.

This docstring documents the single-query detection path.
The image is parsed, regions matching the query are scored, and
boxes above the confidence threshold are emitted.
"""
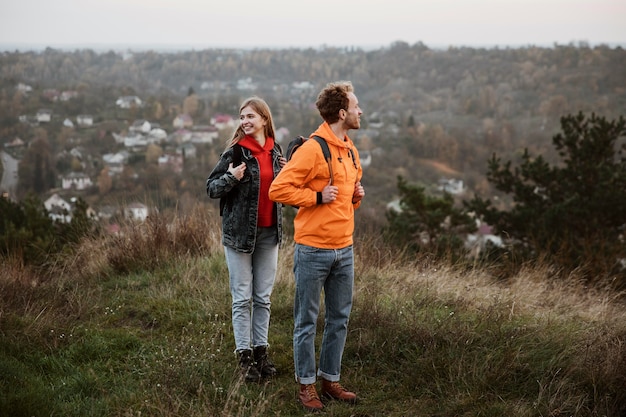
[252,133,266,147]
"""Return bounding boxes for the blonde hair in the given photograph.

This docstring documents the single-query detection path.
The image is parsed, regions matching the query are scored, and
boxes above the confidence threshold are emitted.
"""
[226,96,276,149]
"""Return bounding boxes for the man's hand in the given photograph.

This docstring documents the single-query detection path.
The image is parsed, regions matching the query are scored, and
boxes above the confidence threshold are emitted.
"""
[352,181,365,203]
[322,179,339,203]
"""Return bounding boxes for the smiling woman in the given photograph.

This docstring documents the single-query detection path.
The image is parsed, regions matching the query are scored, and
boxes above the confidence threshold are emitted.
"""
[206,96,287,383]
[0,0,624,50]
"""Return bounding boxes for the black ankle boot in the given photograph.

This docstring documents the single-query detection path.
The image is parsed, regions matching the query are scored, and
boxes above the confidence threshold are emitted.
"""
[238,349,261,382]
[253,345,277,378]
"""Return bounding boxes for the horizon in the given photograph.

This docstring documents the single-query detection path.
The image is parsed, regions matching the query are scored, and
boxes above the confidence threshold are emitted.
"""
[2,40,625,54]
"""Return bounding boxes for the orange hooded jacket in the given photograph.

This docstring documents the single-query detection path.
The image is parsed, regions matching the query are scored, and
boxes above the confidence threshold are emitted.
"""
[269,122,362,249]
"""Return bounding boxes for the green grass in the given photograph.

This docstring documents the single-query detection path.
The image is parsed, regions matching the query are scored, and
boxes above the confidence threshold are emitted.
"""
[1,211,625,416]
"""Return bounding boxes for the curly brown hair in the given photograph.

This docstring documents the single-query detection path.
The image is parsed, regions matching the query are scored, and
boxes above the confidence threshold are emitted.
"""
[315,81,354,124]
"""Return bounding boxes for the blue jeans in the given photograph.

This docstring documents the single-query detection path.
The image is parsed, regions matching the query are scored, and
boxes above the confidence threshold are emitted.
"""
[224,227,278,352]
[293,243,354,384]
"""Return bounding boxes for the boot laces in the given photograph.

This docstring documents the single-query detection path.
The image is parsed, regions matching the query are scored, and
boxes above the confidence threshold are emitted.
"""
[304,384,320,400]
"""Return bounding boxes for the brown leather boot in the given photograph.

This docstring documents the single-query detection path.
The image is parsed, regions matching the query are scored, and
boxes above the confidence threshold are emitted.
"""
[298,383,323,412]
[321,379,357,403]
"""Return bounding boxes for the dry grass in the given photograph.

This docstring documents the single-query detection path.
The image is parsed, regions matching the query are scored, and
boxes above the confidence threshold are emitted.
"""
[1,207,625,416]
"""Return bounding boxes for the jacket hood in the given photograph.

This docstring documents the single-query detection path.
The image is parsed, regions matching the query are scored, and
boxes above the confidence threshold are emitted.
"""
[311,122,355,150]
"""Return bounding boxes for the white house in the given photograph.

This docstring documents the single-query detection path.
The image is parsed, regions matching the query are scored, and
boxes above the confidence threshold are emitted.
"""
[16,83,33,93]
[116,96,143,109]
[125,202,148,221]
[60,90,78,101]
[173,114,193,129]
[130,119,152,133]
[189,126,219,144]
[36,109,52,123]
[438,178,465,195]
[76,114,93,127]
[44,193,72,223]
[102,152,128,175]
[210,113,236,130]
[61,172,93,191]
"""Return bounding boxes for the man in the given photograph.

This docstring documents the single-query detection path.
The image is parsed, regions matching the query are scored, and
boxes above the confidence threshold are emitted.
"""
[269,81,365,412]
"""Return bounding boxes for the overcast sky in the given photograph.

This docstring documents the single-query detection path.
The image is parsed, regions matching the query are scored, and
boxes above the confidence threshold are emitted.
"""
[1,0,625,50]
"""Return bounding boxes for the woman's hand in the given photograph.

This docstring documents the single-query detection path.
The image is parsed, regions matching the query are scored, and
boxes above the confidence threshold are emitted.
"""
[228,162,246,180]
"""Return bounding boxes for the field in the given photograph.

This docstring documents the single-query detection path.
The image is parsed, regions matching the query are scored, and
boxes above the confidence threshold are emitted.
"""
[2,208,625,416]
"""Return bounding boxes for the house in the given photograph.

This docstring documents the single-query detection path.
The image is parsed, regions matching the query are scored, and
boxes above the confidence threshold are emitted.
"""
[115,95,143,109]
[189,125,219,144]
[158,153,183,174]
[16,83,33,93]
[236,77,257,90]
[149,128,168,141]
[36,109,52,123]
[63,118,74,128]
[130,119,152,133]
[60,90,78,101]
[123,133,148,148]
[70,147,86,160]
[4,137,25,149]
[61,172,93,191]
[292,81,315,91]
[102,152,129,175]
[211,113,236,130]
[125,202,148,221]
[177,143,197,159]
[44,193,72,223]
[465,222,503,258]
[173,114,193,129]
[438,178,465,195]
[42,89,60,101]
[76,114,93,127]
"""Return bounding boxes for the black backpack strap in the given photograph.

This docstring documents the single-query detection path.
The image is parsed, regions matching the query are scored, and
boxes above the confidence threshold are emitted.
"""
[312,135,333,185]
[219,144,243,216]
[231,143,243,166]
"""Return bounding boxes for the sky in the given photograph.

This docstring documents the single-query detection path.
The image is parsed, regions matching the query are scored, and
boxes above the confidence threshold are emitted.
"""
[1,0,625,51]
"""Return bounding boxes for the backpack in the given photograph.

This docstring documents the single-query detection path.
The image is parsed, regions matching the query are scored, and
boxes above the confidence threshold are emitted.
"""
[286,135,334,184]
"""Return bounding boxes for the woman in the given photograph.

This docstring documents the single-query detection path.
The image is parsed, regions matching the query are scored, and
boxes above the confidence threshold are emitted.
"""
[206,97,286,382]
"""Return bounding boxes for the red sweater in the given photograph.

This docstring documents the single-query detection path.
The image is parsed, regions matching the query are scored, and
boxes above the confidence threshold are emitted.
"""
[238,136,275,227]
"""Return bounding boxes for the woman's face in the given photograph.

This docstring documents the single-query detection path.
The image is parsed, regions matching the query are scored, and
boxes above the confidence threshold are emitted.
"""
[240,106,266,138]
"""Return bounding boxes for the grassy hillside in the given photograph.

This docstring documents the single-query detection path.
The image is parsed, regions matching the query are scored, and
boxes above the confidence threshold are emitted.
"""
[1,207,625,416]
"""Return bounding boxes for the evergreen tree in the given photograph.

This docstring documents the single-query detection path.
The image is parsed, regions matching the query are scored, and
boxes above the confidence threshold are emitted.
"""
[466,112,626,282]
[386,176,475,258]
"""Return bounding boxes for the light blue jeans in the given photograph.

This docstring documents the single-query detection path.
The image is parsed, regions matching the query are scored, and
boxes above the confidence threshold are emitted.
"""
[293,243,354,384]
[224,227,278,352]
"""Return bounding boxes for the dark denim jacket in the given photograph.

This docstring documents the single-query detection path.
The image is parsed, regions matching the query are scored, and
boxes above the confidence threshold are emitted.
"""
[206,144,283,253]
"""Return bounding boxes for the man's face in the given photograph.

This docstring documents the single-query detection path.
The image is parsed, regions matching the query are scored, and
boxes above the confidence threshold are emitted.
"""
[344,92,362,130]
